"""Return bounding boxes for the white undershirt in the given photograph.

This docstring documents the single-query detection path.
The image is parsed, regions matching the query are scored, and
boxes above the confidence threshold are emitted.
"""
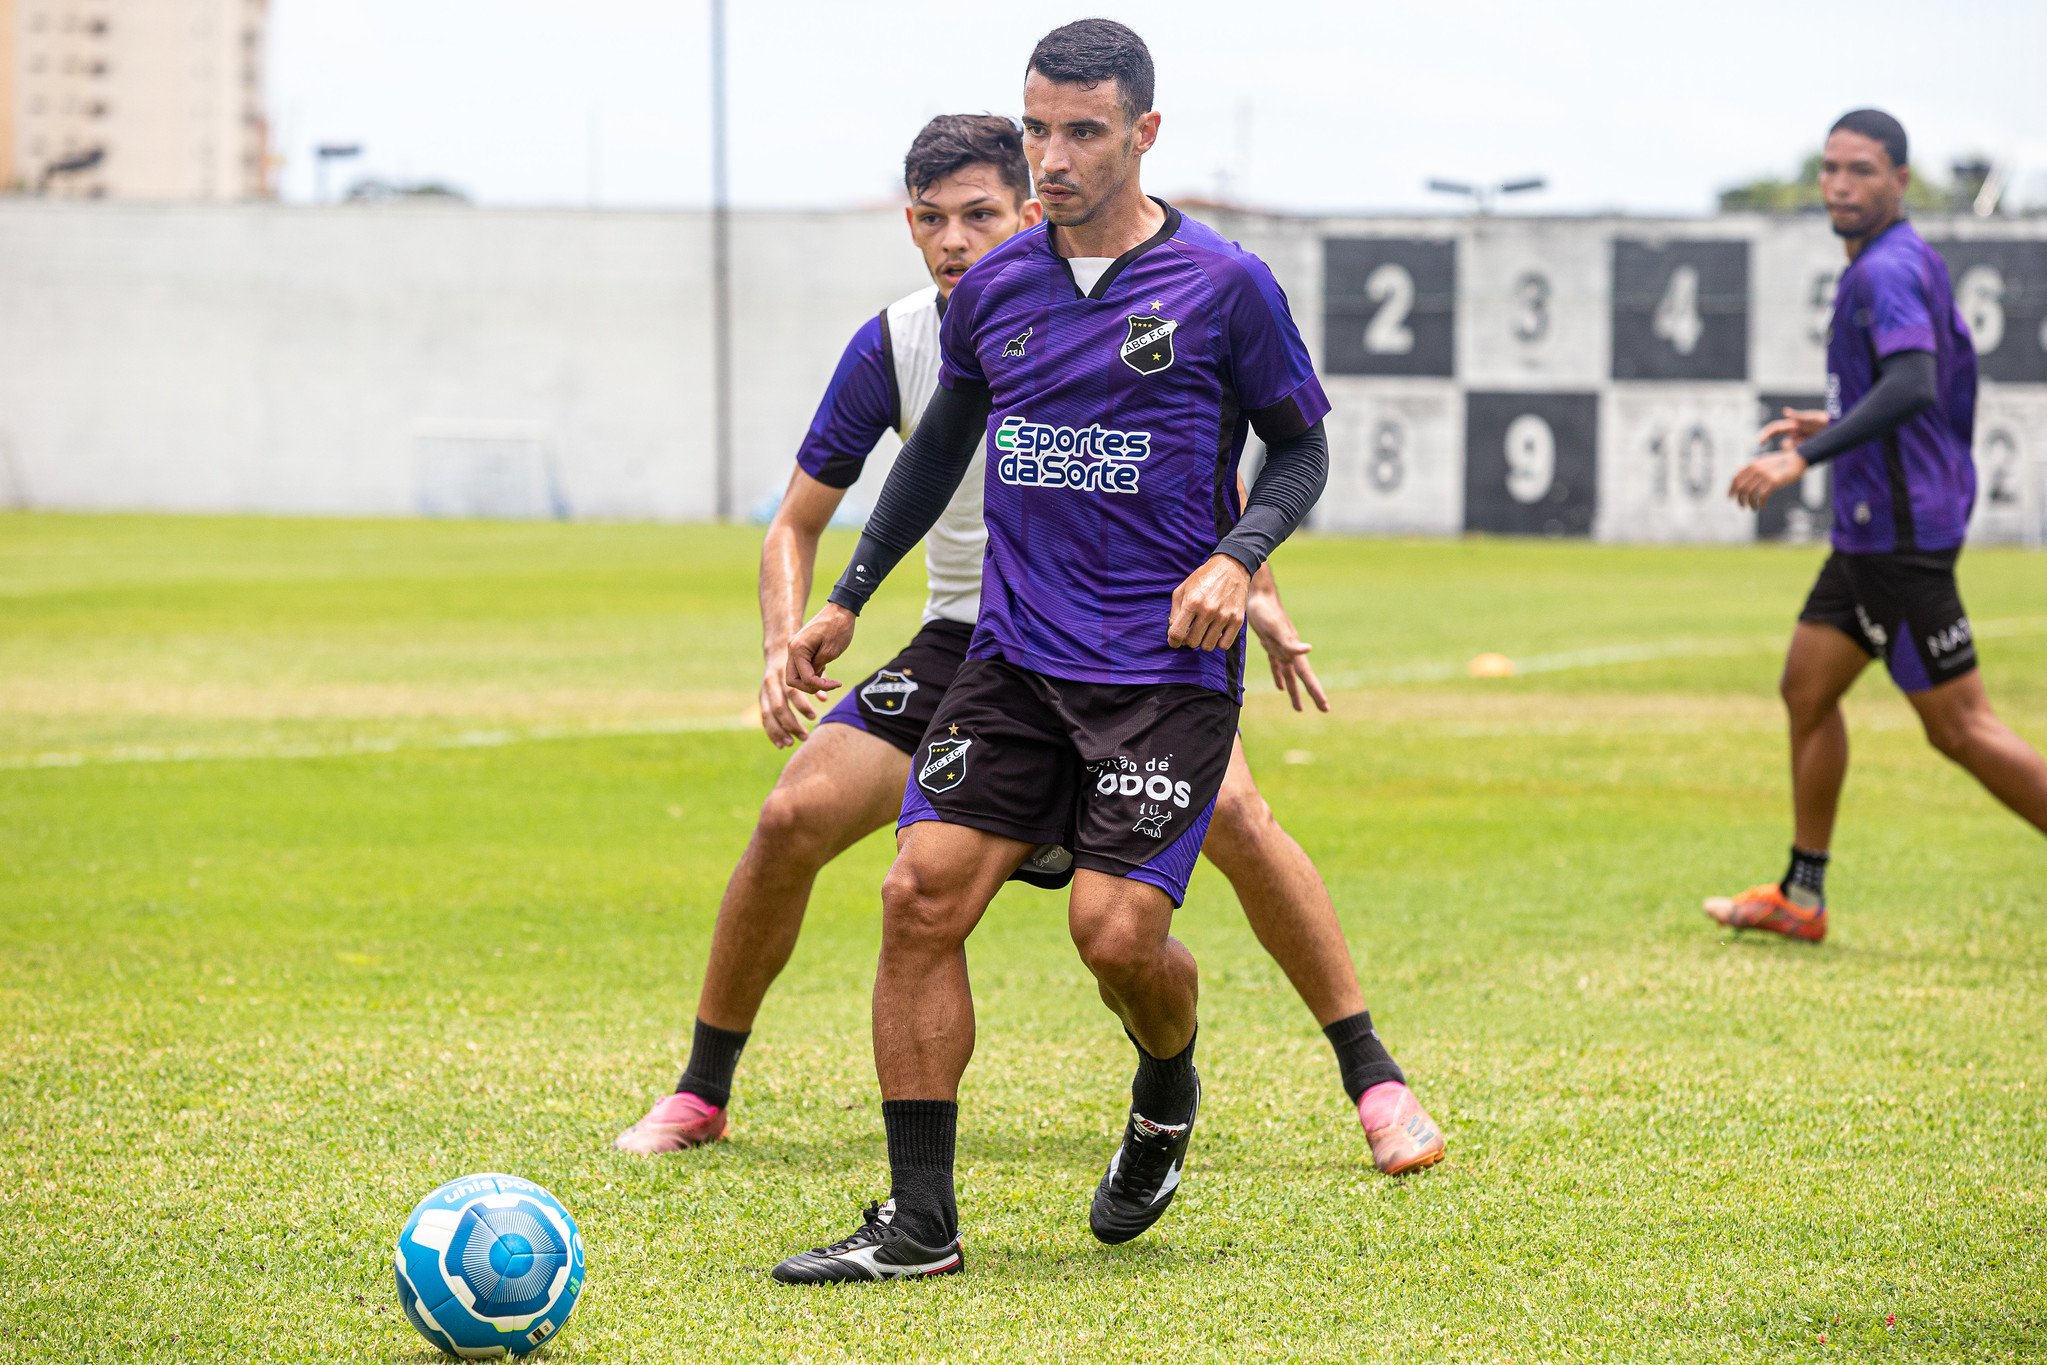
[1067,257,1115,294]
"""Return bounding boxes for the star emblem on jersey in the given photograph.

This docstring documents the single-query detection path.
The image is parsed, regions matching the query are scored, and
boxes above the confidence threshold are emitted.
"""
[1120,313,1177,375]
[858,668,918,715]
[1003,326,1032,358]
[919,735,972,793]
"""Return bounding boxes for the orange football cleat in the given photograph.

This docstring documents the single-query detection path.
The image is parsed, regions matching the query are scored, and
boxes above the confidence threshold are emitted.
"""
[1702,884,1827,942]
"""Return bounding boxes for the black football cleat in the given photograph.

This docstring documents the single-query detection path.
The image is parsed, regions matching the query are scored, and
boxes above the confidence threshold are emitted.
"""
[1089,1075,1200,1245]
[770,1199,964,1284]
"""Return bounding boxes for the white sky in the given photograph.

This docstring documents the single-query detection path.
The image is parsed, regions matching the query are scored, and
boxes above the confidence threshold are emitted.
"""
[269,0,2047,214]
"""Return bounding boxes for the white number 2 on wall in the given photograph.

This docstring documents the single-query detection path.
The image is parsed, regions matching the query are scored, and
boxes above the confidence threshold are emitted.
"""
[1363,263,1417,355]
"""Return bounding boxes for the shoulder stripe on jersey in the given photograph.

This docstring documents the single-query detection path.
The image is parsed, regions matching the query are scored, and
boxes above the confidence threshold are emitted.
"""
[1883,430,1916,552]
[1210,384,1247,695]
[876,308,902,435]
[1863,325,1918,552]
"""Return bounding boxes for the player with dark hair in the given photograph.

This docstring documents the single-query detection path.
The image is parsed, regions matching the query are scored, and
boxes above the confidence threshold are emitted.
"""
[769,20,1421,1284]
[614,109,1443,1188]
[1707,108,2047,940]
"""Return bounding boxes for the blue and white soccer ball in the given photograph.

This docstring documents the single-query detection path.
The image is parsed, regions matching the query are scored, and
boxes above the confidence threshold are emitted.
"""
[394,1173,585,1360]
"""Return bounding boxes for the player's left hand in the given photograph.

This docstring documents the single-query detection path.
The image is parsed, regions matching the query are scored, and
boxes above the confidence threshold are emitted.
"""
[1247,590,1330,713]
[759,647,819,749]
[786,603,855,696]
[1168,554,1251,653]
[1728,444,1809,512]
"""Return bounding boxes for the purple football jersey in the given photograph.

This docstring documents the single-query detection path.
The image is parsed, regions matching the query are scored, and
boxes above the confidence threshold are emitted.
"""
[938,203,1329,699]
[1824,220,1979,553]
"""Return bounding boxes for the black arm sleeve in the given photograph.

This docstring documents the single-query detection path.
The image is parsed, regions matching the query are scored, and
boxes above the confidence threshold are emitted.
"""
[827,379,992,614]
[1213,419,1329,575]
[1796,349,1938,466]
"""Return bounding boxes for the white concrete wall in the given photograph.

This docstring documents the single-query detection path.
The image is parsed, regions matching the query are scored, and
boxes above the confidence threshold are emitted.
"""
[2,200,2043,544]
[0,200,919,520]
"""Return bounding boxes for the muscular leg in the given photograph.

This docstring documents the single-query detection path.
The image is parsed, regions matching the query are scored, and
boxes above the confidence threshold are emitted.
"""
[696,722,911,1031]
[619,723,913,1151]
[872,821,1030,1101]
[1197,740,1435,1169]
[1200,736,1366,1027]
[1067,871,1198,1058]
[864,820,1028,1247]
[1781,622,1874,852]
[1907,671,2047,835]
[1071,871,1225,1240]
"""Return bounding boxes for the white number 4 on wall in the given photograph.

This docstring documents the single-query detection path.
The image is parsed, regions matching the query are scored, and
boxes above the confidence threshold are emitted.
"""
[1652,265,1703,356]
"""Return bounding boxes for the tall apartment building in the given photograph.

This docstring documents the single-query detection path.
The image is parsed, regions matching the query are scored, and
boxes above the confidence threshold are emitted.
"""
[0,0,270,198]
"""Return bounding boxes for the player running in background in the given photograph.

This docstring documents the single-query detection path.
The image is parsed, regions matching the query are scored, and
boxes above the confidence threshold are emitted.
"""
[768,21,1401,1284]
[614,114,1443,1178]
[1708,109,2047,942]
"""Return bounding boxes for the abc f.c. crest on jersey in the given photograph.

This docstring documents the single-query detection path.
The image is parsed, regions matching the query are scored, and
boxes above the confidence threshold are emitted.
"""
[1120,313,1176,375]
[858,668,918,715]
[919,735,972,793]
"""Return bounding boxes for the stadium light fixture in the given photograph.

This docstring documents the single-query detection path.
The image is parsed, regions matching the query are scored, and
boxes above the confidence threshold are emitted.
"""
[1427,175,1548,214]
[315,143,363,204]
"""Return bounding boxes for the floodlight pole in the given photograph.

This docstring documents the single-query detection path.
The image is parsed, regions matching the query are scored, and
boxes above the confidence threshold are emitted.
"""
[709,0,734,522]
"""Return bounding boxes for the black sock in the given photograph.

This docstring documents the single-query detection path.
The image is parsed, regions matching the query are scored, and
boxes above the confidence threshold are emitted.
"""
[674,1019,749,1109]
[882,1099,958,1244]
[1128,1028,1199,1126]
[1780,846,1830,909]
[1323,1010,1405,1105]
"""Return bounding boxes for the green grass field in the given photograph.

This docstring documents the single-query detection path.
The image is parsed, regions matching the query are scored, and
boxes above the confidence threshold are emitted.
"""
[3,514,2044,1362]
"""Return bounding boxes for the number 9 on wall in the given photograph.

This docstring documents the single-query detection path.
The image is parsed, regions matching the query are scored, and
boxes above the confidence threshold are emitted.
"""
[1464,392,1598,536]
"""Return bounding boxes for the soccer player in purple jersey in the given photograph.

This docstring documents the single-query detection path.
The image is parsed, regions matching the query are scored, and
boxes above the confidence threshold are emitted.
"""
[613,114,1443,1184]
[769,21,1425,1284]
[1706,109,2047,942]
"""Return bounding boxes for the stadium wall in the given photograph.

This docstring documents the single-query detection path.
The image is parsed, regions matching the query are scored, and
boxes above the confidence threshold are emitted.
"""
[1,200,2043,543]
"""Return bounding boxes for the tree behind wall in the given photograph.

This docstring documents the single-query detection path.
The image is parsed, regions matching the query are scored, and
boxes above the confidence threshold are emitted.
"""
[1718,152,1991,214]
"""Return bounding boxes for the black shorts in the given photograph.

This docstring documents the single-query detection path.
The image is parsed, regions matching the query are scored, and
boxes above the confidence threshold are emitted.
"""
[1798,549,1977,693]
[896,659,1239,906]
[818,618,974,754]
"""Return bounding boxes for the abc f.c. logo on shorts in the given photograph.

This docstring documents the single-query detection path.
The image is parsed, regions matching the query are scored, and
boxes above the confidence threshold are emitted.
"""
[859,668,918,716]
[919,735,971,793]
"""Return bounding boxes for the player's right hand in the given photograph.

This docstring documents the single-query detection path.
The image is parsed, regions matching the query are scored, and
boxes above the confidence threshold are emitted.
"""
[786,604,856,697]
[1728,447,1809,511]
[1168,554,1251,653]
[758,646,818,749]
[1757,406,1828,448]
